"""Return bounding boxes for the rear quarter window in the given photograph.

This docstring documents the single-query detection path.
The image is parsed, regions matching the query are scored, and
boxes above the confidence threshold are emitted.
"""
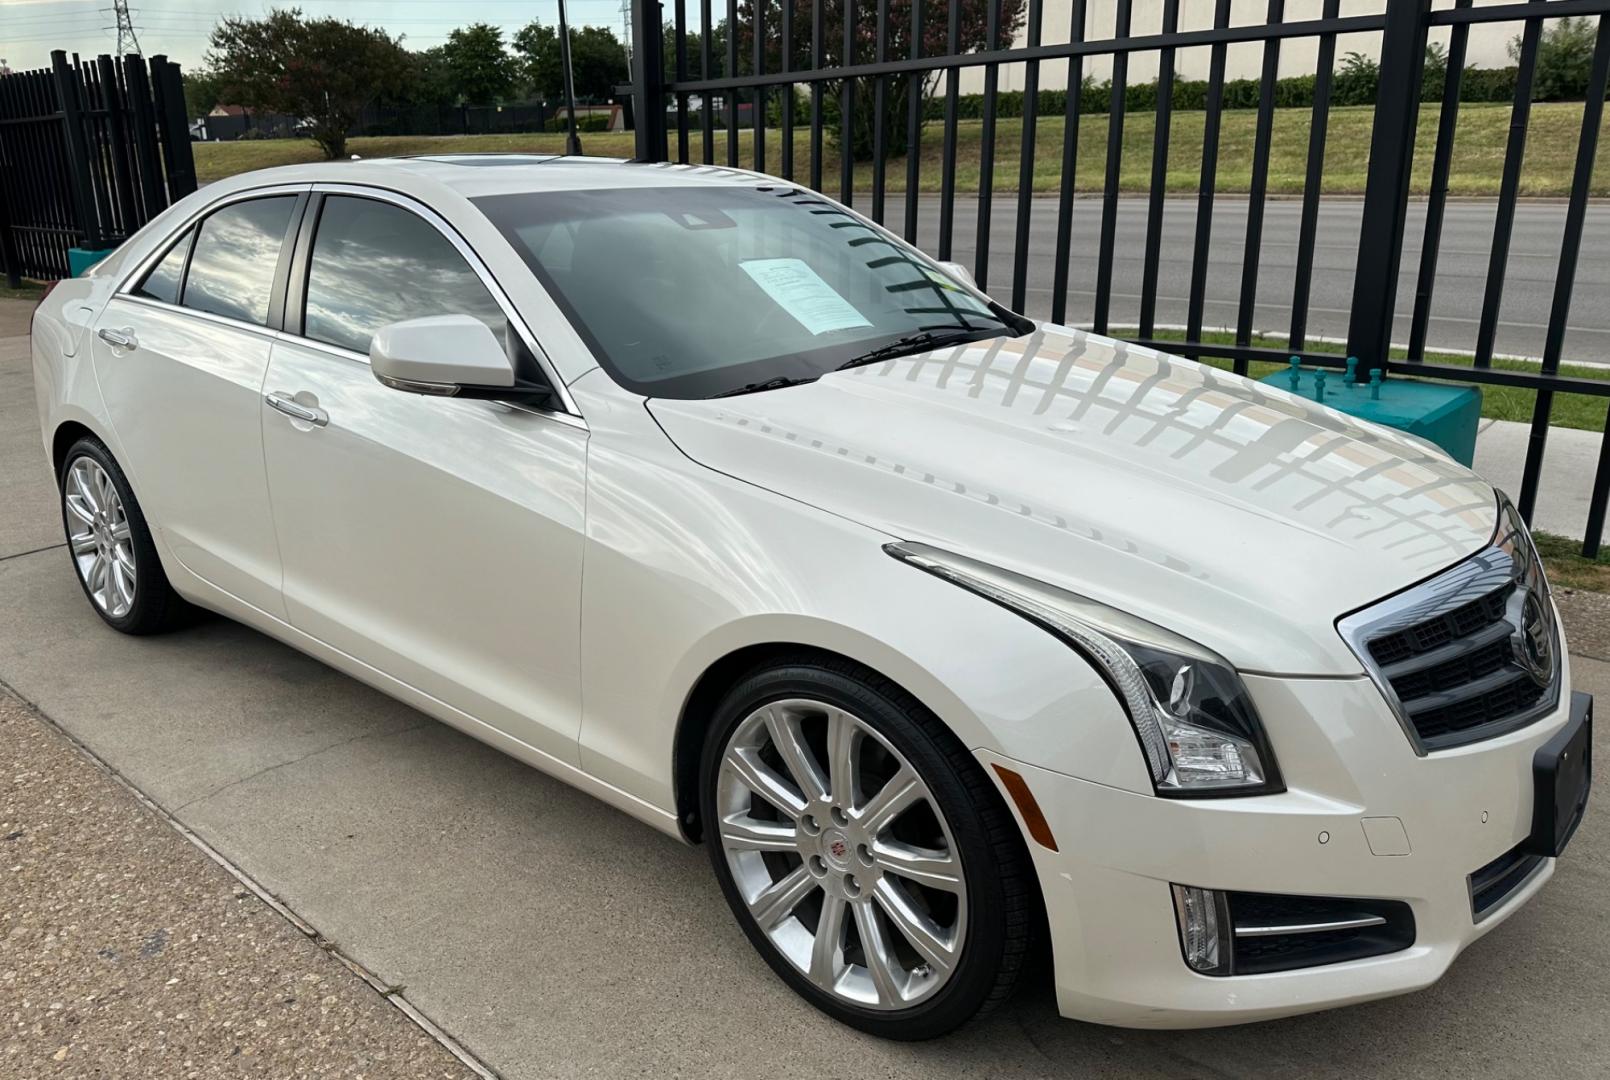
[132,228,193,305]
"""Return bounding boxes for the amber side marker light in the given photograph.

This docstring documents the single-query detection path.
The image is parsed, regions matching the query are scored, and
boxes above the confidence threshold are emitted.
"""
[991,764,1059,852]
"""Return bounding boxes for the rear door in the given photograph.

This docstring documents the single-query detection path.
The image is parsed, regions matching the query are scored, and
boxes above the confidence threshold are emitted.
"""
[93,187,308,616]
[259,188,588,764]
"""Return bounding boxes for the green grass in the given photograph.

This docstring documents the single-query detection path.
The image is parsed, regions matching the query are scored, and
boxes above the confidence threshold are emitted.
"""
[1,280,44,301]
[196,101,1607,195]
[1534,531,1610,591]
[1136,328,1610,434]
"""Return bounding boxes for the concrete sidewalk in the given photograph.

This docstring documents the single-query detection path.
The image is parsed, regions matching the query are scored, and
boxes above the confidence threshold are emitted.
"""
[2,297,1607,1077]
[0,693,479,1078]
[1475,418,1610,547]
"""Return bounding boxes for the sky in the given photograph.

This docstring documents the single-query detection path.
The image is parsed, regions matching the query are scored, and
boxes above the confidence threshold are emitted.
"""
[0,0,629,73]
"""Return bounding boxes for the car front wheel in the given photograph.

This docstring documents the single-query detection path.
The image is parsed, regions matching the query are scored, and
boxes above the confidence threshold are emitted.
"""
[700,655,1036,1040]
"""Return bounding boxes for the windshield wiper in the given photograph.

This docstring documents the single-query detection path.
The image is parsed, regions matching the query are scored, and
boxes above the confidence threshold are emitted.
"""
[834,328,999,371]
[707,375,816,398]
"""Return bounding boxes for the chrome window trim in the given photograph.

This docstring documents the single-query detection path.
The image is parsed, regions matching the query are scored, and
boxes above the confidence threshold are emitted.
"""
[112,293,283,344]
[269,332,588,433]
[111,179,584,425]
[305,182,581,420]
[115,182,313,299]
[1336,493,1562,756]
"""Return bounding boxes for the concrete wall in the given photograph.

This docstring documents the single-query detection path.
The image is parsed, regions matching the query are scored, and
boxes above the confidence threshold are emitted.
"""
[963,0,1531,94]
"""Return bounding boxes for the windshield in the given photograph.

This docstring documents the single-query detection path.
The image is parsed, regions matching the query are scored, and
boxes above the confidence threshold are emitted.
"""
[473,184,1024,398]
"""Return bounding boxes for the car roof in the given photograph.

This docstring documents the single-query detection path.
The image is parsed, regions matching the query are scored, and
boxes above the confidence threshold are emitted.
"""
[207,155,780,201]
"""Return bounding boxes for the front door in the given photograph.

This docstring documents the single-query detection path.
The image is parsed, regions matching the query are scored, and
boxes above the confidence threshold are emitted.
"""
[260,192,588,764]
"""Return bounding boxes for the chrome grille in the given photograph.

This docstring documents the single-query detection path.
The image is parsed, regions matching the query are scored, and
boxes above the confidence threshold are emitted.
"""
[1338,499,1561,754]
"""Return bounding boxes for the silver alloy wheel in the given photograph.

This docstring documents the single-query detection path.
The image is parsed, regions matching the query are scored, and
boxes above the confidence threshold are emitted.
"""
[717,698,968,1010]
[64,457,136,619]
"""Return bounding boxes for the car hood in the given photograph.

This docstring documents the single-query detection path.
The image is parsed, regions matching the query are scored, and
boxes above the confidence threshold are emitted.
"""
[647,326,1498,676]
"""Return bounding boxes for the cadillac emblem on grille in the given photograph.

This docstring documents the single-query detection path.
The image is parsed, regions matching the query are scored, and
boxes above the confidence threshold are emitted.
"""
[1336,495,1561,754]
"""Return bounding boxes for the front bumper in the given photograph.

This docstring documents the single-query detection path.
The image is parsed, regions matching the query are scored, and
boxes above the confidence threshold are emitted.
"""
[982,661,1587,1028]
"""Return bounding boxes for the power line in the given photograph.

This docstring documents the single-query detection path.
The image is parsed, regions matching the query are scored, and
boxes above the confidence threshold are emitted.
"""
[107,0,142,56]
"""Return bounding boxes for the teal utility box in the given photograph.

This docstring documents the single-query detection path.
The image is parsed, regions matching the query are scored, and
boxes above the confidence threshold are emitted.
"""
[1259,366,1482,466]
[68,247,113,277]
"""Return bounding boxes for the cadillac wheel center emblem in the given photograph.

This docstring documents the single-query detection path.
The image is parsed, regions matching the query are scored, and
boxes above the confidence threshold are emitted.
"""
[1517,592,1554,687]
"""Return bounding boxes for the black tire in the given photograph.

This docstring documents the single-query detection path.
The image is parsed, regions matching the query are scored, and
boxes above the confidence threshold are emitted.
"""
[57,435,190,635]
[699,653,1038,1040]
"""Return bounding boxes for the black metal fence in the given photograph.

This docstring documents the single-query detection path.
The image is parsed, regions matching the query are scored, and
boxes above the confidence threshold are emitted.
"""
[626,0,1610,555]
[0,50,196,285]
[201,101,565,142]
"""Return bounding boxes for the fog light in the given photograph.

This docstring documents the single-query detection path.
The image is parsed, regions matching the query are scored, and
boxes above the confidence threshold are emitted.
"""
[1172,885,1231,975]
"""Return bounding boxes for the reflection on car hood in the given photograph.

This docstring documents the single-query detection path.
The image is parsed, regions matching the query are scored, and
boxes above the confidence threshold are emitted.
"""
[647,325,1497,675]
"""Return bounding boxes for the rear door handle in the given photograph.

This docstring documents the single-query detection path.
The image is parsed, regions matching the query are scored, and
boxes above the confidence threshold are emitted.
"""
[97,326,137,350]
[264,391,329,427]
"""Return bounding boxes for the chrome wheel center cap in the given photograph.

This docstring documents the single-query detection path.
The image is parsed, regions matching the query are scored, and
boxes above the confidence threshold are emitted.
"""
[821,828,851,870]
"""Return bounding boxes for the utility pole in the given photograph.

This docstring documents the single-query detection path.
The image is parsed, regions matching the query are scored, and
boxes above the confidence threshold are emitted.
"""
[108,0,143,57]
[557,0,584,156]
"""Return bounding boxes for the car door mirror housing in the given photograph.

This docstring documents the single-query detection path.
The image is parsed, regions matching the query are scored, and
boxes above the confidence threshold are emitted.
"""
[370,315,550,403]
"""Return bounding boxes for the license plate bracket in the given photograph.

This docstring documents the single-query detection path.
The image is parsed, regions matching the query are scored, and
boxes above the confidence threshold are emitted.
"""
[1525,691,1593,858]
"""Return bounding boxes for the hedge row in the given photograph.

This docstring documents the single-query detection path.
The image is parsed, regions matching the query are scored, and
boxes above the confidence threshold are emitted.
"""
[915,68,1524,123]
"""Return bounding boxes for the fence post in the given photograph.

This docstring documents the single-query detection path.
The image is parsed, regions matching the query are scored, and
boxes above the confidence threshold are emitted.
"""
[96,54,140,237]
[630,0,668,162]
[150,57,197,200]
[123,54,166,218]
[0,170,20,288]
[51,50,103,251]
[1343,0,1430,383]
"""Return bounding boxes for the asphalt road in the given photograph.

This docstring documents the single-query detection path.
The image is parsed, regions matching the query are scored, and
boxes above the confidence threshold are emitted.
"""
[2,301,1608,1077]
[878,195,1610,365]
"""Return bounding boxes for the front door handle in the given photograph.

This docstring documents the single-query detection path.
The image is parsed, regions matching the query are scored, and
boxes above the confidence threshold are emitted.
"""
[264,391,329,427]
[97,326,138,350]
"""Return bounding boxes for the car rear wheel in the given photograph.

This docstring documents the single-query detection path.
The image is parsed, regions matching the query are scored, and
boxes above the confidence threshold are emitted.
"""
[700,655,1036,1040]
[59,436,188,635]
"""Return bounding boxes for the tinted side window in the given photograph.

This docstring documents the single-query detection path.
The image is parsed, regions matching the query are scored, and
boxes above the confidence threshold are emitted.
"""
[304,196,507,355]
[182,196,298,326]
[134,229,192,304]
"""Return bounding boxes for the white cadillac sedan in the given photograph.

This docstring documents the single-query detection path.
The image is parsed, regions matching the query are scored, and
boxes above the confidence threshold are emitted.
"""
[31,156,1591,1040]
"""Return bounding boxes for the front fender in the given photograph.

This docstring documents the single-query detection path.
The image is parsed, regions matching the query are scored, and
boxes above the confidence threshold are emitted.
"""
[573,375,1152,819]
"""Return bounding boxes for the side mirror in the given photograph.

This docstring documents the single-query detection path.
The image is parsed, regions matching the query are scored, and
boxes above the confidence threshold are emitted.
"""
[936,260,977,289]
[370,315,548,403]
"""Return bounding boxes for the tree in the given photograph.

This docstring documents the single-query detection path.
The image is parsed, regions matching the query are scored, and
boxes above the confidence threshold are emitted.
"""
[442,22,517,106]
[1332,50,1379,107]
[207,8,410,159]
[182,66,227,118]
[1514,15,1599,101]
[1421,41,1447,102]
[410,46,459,106]
[729,0,1025,160]
[512,21,629,103]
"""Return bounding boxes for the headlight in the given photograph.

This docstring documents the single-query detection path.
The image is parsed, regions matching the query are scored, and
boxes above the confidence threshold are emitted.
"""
[886,542,1283,796]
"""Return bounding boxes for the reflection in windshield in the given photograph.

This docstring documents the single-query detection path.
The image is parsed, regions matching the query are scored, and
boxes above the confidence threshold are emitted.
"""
[182,197,297,326]
[475,182,1024,399]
